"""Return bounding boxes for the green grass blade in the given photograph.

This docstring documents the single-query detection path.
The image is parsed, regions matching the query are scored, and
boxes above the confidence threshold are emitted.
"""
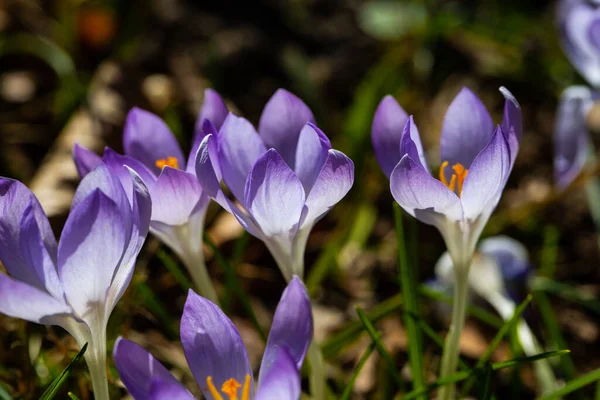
[156,249,192,292]
[355,306,404,388]
[537,367,600,400]
[531,277,600,315]
[460,295,533,397]
[203,234,267,342]
[340,339,378,400]
[134,281,178,339]
[393,204,425,396]
[322,294,402,359]
[0,384,13,400]
[39,343,88,400]
[479,364,494,400]
[67,393,81,400]
[403,371,473,400]
[491,350,570,371]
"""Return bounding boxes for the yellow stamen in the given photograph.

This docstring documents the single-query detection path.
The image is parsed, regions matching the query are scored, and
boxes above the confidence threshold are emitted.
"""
[205,375,252,400]
[439,160,449,186]
[155,156,179,170]
[438,161,468,197]
[241,375,251,400]
[206,376,224,400]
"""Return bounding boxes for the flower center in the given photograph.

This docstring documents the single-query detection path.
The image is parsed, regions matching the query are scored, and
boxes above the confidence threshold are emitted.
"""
[155,156,179,170]
[206,375,251,400]
[439,161,468,197]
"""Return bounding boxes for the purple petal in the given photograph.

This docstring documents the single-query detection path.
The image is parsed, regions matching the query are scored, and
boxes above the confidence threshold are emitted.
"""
[440,88,494,170]
[558,0,600,86]
[194,135,262,238]
[180,290,253,398]
[399,116,430,173]
[194,88,228,140]
[390,155,463,227]
[0,179,61,298]
[58,190,129,323]
[553,86,593,189]
[73,144,102,177]
[187,119,219,174]
[460,126,511,221]
[149,167,205,226]
[302,149,354,228]
[256,348,301,400]
[479,236,531,282]
[123,107,185,174]
[149,379,195,400]
[371,95,410,178]
[102,147,157,202]
[499,87,522,170]
[113,337,182,400]
[258,89,315,168]
[244,149,305,238]
[294,123,331,192]
[219,114,267,202]
[258,277,312,388]
[0,272,71,324]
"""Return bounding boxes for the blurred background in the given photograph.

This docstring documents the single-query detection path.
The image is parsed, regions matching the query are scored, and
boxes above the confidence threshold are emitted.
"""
[1,0,599,399]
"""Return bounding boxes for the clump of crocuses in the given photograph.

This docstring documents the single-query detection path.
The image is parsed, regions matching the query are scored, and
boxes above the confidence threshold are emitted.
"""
[74,89,228,303]
[195,89,354,282]
[372,87,522,400]
[0,163,151,400]
[113,277,313,400]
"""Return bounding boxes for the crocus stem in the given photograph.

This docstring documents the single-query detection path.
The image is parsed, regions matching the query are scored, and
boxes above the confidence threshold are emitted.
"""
[307,341,326,400]
[181,247,219,305]
[437,267,469,400]
[86,344,109,400]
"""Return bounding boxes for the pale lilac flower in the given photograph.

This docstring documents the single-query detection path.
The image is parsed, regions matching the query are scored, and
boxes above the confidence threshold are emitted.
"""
[372,87,522,269]
[195,89,354,280]
[73,89,228,302]
[0,163,151,399]
[558,0,600,87]
[554,86,594,189]
[113,277,312,400]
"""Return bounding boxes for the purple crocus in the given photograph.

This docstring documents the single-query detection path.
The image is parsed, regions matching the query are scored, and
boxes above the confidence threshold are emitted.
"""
[73,89,228,303]
[0,163,151,399]
[558,0,600,87]
[372,87,522,269]
[195,89,354,281]
[113,276,313,400]
[554,86,594,189]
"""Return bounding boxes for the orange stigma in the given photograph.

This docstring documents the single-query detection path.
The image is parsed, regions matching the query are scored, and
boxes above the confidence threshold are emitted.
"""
[439,161,468,197]
[155,156,179,170]
[206,375,251,400]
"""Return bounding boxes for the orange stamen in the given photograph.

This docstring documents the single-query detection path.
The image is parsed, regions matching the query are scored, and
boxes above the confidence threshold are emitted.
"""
[155,156,179,170]
[222,378,242,400]
[438,161,468,197]
[206,375,252,400]
[241,375,251,400]
[206,376,224,400]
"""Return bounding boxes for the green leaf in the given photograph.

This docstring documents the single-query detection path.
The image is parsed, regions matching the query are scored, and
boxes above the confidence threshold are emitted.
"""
[340,340,377,400]
[67,393,81,400]
[358,1,428,40]
[355,306,404,389]
[538,367,600,400]
[156,249,192,292]
[134,281,178,339]
[39,343,88,400]
[393,204,425,396]
[531,276,600,315]
[491,350,570,370]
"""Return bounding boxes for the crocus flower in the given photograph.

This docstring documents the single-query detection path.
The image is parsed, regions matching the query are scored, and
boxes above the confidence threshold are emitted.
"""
[372,87,522,270]
[73,89,228,303]
[557,0,600,87]
[0,163,151,400]
[113,276,313,400]
[372,87,522,400]
[434,236,559,394]
[554,86,594,189]
[195,89,354,281]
